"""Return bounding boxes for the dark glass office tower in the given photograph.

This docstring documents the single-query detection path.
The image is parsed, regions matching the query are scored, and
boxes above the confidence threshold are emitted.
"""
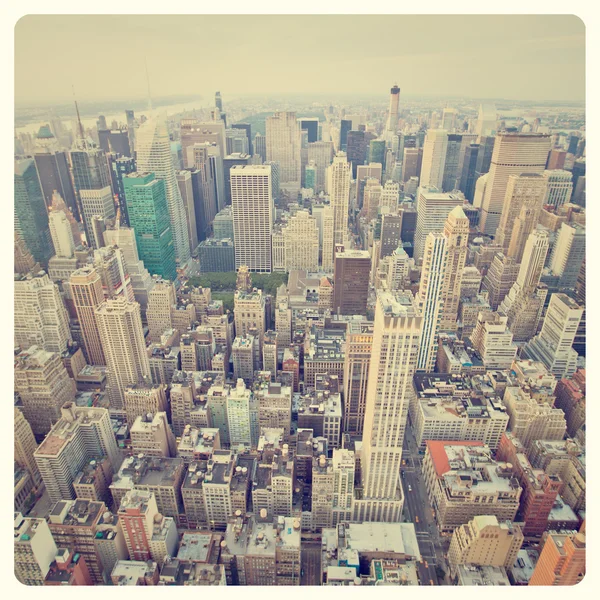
[98,129,131,157]
[459,143,480,201]
[14,158,54,265]
[300,118,319,143]
[110,156,136,225]
[340,119,352,151]
[215,91,223,112]
[346,130,375,178]
[232,123,253,155]
[34,151,78,218]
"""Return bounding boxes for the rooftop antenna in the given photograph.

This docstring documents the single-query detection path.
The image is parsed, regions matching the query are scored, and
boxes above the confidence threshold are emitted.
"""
[72,85,85,141]
[144,57,153,112]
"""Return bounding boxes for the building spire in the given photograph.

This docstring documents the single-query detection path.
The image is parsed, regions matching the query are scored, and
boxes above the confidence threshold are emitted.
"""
[72,85,85,141]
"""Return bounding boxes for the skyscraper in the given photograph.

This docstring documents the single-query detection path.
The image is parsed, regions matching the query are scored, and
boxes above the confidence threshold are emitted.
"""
[479,133,551,235]
[339,119,352,152]
[266,111,302,193]
[419,129,448,189]
[495,173,547,260]
[79,186,116,248]
[282,210,320,271]
[548,222,586,289]
[543,169,574,208]
[439,206,470,331]
[14,158,54,266]
[48,210,76,259]
[384,85,400,138]
[135,114,191,264]
[327,152,351,247]
[175,170,199,253]
[14,272,71,354]
[333,249,371,316]
[70,266,106,365]
[231,165,273,272]
[355,291,422,522]
[95,298,151,410]
[475,104,497,137]
[123,172,177,281]
[416,232,448,372]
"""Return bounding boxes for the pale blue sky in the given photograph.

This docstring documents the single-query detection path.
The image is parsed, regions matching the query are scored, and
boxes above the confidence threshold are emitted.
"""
[15,15,585,104]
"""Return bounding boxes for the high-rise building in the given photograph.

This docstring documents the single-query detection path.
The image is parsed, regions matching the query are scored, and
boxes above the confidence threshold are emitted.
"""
[529,531,585,586]
[416,232,448,372]
[231,165,273,272]
[333,249,371,316]
[495,173,547,260]
[254,132,266,162]
[266,111,302,193]
[475,104,497,137]
[282,210,320,271]
[343,321,373,435]
[124,382,168,428]
[227,378,257,448]
[175,170,199,253]
[123,172,177,281]
[360,178,383,222]
[439,207,469,331]
[14,272,71,354]
[14,407,41,486]
[14,346,76,436]
[188,143,219,239]
[470,312,518,370]
[384,85,401,137]
[14,512,58,585]
[419,129,448,189]
[402,147,419,183]
[70,267,106,365]
[34,403,121,503]
[223,152,252,204]
[14,231,39,275]
[355,291,422,522]
[523,293,583,379]
[307,141,334,194]
[78,185,116,249]
[299,117,319,143]
[95,298,151,410]
[479,133,551,235]
[481,252,520,310]
[548,222,585,289]
[234,287,266,355]
[14,158,54,265]
[48,210,75,259]
[327,153,351,247]
[346,130,375,177]
[339,119,352,152]
[413,187,463,261]
[543,170,573,208]
[135,115,191,264]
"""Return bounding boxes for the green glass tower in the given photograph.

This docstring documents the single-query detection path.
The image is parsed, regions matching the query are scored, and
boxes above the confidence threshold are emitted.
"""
[368,139,386,167]
[123,172,176,281]
[14,158,54,265]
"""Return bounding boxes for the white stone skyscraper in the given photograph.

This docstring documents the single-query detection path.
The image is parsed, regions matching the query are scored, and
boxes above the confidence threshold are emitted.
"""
[327,152,351,246]
[416,232,448,372]
[384,84,400,141]
[48,210,75,258]
[95,298,151,410]
[419,129,448,189]
[354,291,422,523]
[14,272,72,354]
[135,114,191,264]
[439,206,470,331]
[266,111,302,193]
[231,164,273,272]
[479,133,551,235]
[523,293,583,379]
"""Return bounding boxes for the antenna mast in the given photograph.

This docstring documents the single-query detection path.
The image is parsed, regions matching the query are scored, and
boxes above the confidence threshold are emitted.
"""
[72,85,85,141]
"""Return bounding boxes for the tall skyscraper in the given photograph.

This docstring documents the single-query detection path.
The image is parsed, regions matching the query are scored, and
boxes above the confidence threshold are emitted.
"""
[475,104,497,137]
[548,222,586,289]
[48,210,76,259]
[523,293,583,379]
[495,173,547,260]
[479,133,551,235]
[419,129,448,189]
[123,172,177,281]
[70,266,106,365]
[266,111,302,193]
[416,232,448,372]
[543,169,574,208]
[307,141,334,194]
[339,119,352,152]
[14,346,76,436]
[175,169,199,252]
[356,291,422,522]
[282,210,320,271]
[384,85,400,138]
[414,187,464,261]
[439,206,470,331]
[14,158,54,266]
[135,114,191,264]
[95,298,151,409]
[299,117,319,143]
[79,186,116,248]
[333,249,371,316]
[254,133,266,162]
[231,165,273,272]
[14,272,71,354]
[327,152,351,247]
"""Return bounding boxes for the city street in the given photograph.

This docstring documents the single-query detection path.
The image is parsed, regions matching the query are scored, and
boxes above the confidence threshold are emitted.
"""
[401,420,451,585]
[301,541,322,586]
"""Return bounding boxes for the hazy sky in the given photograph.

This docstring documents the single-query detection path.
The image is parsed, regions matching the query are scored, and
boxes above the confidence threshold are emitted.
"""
[15,15,585,105]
